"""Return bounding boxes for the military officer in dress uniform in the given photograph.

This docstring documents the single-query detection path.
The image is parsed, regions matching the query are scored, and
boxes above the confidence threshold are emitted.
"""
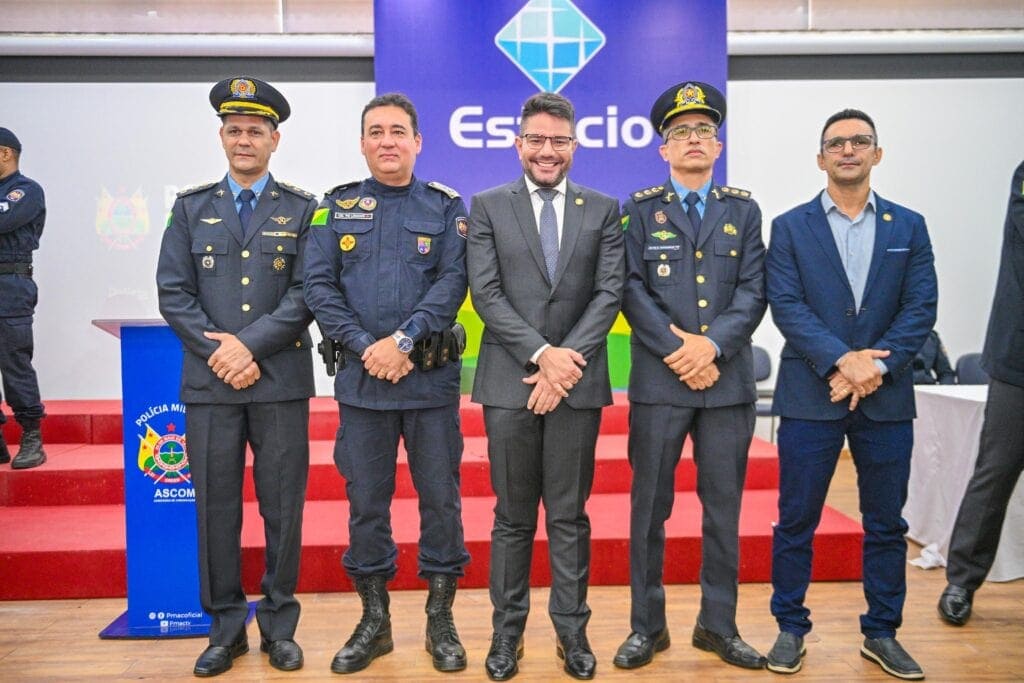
[303,92,470,675]
[0,127,47,470]
[157,77,317,677]
[614,81,768,671]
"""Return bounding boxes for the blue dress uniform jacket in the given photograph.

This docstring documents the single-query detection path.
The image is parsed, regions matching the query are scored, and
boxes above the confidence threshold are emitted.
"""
[621,182,766,407]
[766,192,937,422]
[0,170,45,318]
[157,175,317,403]
[303,176,468,409]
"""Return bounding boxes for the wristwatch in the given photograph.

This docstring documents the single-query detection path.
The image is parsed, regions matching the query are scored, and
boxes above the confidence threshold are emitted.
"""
[391,330,414,354]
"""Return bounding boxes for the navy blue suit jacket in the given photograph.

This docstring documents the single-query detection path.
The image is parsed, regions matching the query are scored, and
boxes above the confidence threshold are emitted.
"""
[766,191,937,422]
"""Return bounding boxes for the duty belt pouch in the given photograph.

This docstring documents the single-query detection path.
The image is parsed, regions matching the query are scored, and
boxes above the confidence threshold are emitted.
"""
[415,334,440,371]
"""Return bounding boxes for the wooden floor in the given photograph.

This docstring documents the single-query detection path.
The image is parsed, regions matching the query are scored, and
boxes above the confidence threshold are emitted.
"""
[2,456,1022,681]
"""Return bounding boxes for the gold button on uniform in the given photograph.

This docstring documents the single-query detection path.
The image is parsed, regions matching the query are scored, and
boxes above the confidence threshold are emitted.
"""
[659,253,668,261]
[241,250,250,258]
[698,299,708,308]
[294,341,301,348]
[242,304,251,312]
[276,245,284,252]
[700,324,709,333]
[696,275,705,284]
[695,250,703,260]
[205,245,213,252]
[241,277,250,285]
[730,249,737,257]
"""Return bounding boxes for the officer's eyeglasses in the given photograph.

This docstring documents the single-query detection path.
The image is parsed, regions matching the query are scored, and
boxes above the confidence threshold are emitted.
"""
[822,134,875,154]
[520,134,575,151]
[664,123,718,142]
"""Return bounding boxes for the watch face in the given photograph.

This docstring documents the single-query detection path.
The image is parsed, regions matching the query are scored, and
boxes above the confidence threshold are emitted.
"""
[397,335,414,353]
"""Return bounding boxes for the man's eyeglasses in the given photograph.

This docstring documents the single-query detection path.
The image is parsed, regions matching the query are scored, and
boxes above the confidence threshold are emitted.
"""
[519,134,575,151]
[664,123,718,142]
[822,134,875,154]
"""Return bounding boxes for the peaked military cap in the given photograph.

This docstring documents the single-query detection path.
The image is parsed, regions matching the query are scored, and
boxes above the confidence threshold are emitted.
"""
[209,77,290,125]
[650,81,726,134]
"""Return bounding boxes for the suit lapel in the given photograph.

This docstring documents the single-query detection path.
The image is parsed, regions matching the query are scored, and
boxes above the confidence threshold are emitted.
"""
[551,181,585,287]
[509,178,550,283]
[212,178,245,245]
[696,187,727,250]
[863,193,894,298]
[805,194,855,299]
[660,183,696,245]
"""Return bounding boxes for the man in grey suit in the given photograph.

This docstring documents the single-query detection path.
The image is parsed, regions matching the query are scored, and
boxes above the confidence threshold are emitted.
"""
[939,159,1024,626]
[467,92,624,681]
[614,81,767,671]
[157,77,316,677]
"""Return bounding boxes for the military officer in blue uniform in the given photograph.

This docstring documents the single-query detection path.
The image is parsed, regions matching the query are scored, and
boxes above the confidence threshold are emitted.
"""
[614,82,768,671]
[157,77,316,677]
[303,92,470,675]
[0,127,47,470]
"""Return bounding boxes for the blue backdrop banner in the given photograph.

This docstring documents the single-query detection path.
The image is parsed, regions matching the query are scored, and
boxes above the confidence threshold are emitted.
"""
[374,0,727,203]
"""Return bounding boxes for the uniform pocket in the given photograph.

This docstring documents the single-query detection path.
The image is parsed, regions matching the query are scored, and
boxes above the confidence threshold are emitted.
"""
[191,237,229,277]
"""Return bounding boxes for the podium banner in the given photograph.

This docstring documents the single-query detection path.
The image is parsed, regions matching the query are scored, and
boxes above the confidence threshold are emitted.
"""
[374,0,727,203]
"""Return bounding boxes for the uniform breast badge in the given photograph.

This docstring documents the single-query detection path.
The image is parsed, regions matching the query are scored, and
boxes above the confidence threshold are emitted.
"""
[337,197,359,210]
[417,236,432,254]
[657,263,671,277]
[358,197,377,211]
[202,255,215,269]
[723,223,737,235]
[273,256,286,271]
[340,235,356,252]
[654,210,667,224]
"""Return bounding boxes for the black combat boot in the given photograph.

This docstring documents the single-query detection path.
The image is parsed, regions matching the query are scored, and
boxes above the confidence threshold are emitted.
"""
[425,573,466,672]
[11,427,46,469]
[330,575,393,674]
[0,430,10,464]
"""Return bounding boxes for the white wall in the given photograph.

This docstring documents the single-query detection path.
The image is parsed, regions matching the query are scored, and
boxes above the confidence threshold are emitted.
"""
[2,77,1021,398]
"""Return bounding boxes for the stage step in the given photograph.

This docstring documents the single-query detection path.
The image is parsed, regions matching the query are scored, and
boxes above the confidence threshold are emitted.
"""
[0,395,632,445]
[0,436,781,507]
[0,490,863,600]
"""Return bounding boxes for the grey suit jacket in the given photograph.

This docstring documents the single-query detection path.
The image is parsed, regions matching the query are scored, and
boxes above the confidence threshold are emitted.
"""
[157,174,316,404]
[467,176,624,410]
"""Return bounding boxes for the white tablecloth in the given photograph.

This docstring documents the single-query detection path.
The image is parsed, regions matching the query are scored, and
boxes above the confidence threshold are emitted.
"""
[904,385,1024,582]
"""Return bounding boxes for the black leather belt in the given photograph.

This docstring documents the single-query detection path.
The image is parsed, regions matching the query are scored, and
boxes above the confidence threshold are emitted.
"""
[0,263,32,275]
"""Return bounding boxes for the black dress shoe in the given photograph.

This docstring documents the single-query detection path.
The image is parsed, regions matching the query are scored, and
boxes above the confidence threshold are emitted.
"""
[193,637,249,677]
[11,429,45,470]
[692,620,766,669]
[260,637,303,671]
[0,431,11,464]
[938,583,973,626]
[612,629,671,669]
[485,633,523,681]
[556,632,596,680]
[766,631,805,674]
[861,637,924,680]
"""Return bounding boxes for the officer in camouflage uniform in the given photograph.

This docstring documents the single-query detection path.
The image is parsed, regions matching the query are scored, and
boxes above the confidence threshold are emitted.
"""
[303,92,470,675]
[157,77,316,677]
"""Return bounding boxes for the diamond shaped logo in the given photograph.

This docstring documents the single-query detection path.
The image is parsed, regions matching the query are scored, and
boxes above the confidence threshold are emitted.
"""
[495,0,606,93]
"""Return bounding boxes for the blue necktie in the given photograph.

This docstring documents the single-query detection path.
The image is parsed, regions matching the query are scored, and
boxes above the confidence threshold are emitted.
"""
[685,191,702,232]
[238,188,255,235]
[537,187,559,281]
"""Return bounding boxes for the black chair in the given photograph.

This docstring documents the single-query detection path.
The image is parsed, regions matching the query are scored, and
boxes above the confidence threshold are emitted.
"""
[752,346,776,441]
[955,353,989,385]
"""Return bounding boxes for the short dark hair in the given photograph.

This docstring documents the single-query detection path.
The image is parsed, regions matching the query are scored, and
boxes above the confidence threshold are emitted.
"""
[820,108,878,146]
[519,92,575,133]
[362,92,419,136]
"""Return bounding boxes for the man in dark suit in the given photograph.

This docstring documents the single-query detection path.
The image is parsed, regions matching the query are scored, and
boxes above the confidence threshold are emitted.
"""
[157,77,316,677]
[938,159,1024,626]
[467,91,624,681]
[613,81,767,672]
[765,109,936,680]
[911,330,955,385]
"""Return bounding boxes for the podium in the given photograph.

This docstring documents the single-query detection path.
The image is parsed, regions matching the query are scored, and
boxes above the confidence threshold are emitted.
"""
[94,319,212,638]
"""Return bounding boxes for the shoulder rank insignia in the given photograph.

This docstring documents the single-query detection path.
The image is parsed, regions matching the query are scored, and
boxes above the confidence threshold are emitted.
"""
[277,181,314,199]
[325,180,361,197]
[718,185,752,200]
[176,181,217,198]
[427,181,461,199]
[631,185,664,202]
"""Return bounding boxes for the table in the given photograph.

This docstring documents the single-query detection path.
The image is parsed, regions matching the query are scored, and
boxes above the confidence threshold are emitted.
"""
[904,385,1024,582]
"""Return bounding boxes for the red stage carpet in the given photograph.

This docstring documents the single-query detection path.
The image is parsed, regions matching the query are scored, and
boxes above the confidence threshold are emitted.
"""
[0,395,863,600]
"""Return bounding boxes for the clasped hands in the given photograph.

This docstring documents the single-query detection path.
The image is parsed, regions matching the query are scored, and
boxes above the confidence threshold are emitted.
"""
[205,331,260,390]
[828,348,891,410]
[522,346,586,415]
[663,324,719,391]
[362,336,414,384]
